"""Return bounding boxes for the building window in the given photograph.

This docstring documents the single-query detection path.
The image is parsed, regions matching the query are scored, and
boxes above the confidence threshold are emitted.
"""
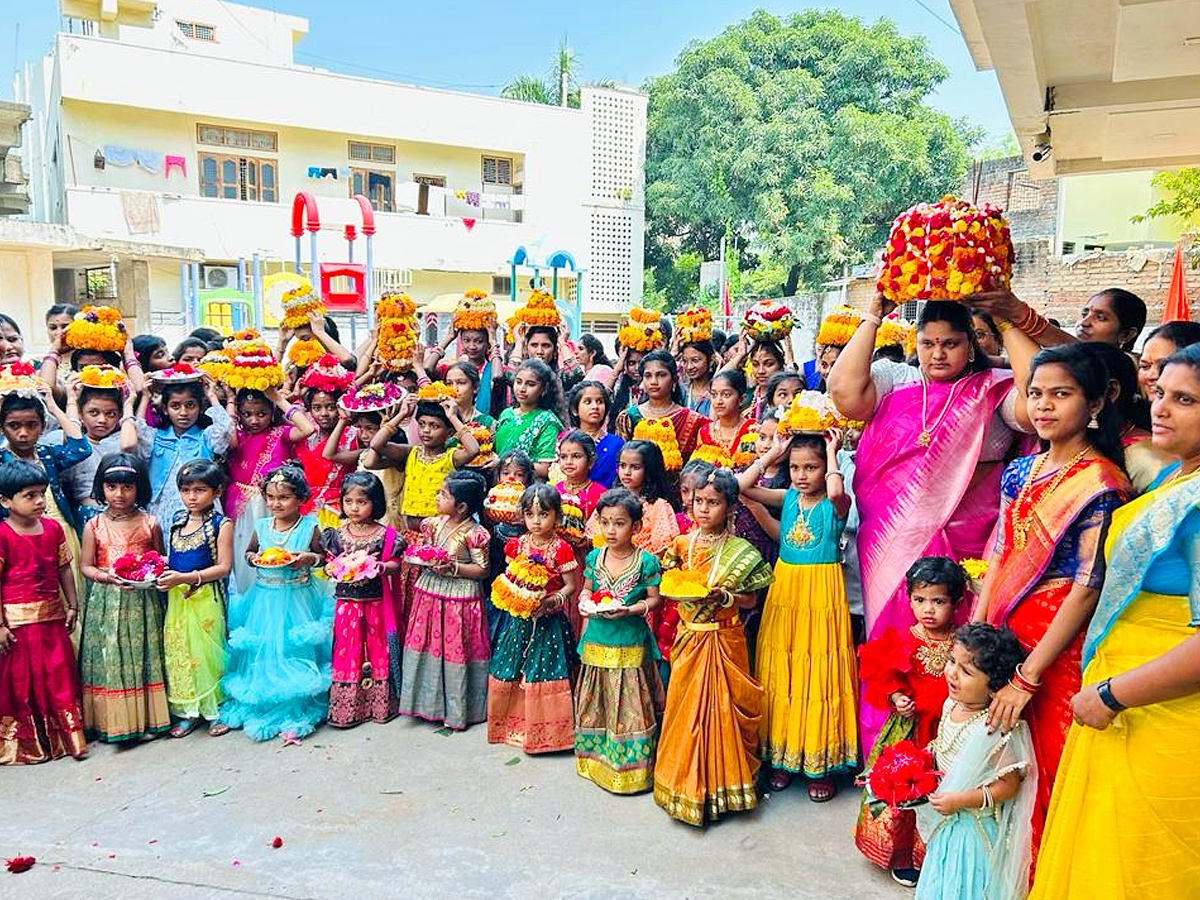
[199,154,278,202]
[177,20,216,41]
[350,169,393,212]
[482,155,513,186]
[414,174,445,216]
[491,275,512,295]
[348,141,396,165]
[197,124,277,153]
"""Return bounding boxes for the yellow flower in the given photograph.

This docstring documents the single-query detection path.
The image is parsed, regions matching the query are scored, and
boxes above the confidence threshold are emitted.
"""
[633,417,683,469]
[287,339,325,368]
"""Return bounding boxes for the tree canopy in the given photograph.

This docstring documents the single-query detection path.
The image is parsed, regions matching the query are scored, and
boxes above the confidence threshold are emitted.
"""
[644,9,977,305]
[1131,168,1200,230]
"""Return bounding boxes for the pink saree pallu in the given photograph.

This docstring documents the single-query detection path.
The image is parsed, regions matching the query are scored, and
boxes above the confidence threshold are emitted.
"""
[854,370,1014,751]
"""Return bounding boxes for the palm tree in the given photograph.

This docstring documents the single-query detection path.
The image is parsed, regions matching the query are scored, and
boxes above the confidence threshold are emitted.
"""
[500,75,555,105]
[501,39,581,108]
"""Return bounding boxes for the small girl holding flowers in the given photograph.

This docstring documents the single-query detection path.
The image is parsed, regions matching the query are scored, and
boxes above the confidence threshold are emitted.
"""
[487,484,579,754]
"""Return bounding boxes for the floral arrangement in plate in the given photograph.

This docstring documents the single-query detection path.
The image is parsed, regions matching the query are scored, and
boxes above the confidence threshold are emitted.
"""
[463,423,496,468]
[78,364,127,391]
[633,417,683,470]
[877,195,1013,303]
[491,551,551,618]
[506,289,560,332]
[778,391,862,435]
[864,739,942,812]
[65,305,128,352]
[453,289,498,332]
[483,480,524,525]
[150,362,204,384]
[224,344,285,391]
[617,307,665,352]
[254,547,298,568]
[558,493,585,543]
[402,543,451,568]
[417,381,459,402]
[286,338,325,369]
[579,589,624,616]
[339,380,404,413]
[659,567,710,600]
[675,306,713,345]
[281,282,325,329]
[112,550,166,586]
[375,291,419,371]
[0,361,44,398]
[875,314,916,354]
[744,299,794,341]
[325,549,382,583]
[298,354,353,394]
[815,306,862,348]
[375,292,417,321]
[690,442,734,469]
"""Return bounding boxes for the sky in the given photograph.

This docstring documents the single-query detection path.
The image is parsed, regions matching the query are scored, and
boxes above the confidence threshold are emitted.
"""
[2,0,1013,142]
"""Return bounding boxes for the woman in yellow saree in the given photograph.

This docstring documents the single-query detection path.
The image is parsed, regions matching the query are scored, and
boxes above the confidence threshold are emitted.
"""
[1030,347,1200,899]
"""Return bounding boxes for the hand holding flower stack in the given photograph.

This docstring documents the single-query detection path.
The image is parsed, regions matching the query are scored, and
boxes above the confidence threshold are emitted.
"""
[375,292,419,371]
[491,552,552,618]
[281,282,325,330]
[617,308,665,352]
[65,305,128,353]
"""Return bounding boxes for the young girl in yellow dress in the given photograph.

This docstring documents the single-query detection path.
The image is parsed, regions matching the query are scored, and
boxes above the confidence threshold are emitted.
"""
[739,428,857,802]
[654,465,774,826]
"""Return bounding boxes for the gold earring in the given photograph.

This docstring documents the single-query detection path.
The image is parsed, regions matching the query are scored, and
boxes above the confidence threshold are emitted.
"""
[1088,412,1100,430]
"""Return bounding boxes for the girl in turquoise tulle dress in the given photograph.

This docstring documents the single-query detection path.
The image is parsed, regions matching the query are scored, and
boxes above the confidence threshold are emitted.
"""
[219,464,334,742]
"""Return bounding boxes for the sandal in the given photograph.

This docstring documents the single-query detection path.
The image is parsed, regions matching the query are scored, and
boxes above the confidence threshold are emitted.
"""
[169,719,197,739]
[207,721,231,737]
[807,778,836,803]
[768,770,794,792]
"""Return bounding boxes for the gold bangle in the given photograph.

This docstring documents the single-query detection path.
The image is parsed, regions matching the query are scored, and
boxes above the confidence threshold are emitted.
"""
[996,319,1014,334]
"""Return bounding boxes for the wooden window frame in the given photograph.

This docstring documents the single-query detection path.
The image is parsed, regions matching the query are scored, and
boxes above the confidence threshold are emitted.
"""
[349,167,394,213]
[348,141,396,165]
[198,153,278,203]
[481,155,513,186]
[196,124,277,153]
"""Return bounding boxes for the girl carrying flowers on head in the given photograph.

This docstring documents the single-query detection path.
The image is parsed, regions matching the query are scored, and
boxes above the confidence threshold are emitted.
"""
[296,355,358,530]
[487,484,580,754]
[399,470,491,730]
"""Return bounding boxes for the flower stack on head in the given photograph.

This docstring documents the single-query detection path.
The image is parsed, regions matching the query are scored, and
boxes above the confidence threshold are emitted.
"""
[287,338,325,369]
[416,381,459,402]
[0,361,44,398]
[875,314,916,355]
[484,480,525,525]
[617,307,665,352]
[325,549,382,583]
[375,291,419,371]
[491,551,552,618]
[506,289,561,333]
[224,329,262,354]
[281,281,325,330]
[558,493,585,543]
[675,306,713,345]
[197,350,232,383]
[744,299,794,342]
[690,443,734,469]
[65,305,128,353]
[299,354,353,395]
[778,391,839,436]
[866,739,942,809]
[339,380,404,414]
[816,305,863,349]
[223,342,284,392]
[78,364,127,391]
[633,417,683,470]
[465,423,496,468]
[877,195,1013,303]
[660,567,710,601]
[150,362,204,384]
[453,288,498,332]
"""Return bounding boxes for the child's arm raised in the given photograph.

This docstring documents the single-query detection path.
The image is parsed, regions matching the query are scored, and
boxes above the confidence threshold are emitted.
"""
[446,401,481,468]
[737,430,789,506]
[824,428,852,520]
[322,412,360,466]
[366,397,416,468]
[265,386,315,444]
[741,497,780,541]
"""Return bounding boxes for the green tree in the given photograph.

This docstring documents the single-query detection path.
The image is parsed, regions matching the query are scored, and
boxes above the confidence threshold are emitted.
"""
[501,39,582,108]
[1131,168,1200,229]
[644,10,976,297]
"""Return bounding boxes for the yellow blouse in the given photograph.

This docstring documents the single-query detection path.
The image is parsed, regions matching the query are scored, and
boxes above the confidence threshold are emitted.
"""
[402,448,456,518]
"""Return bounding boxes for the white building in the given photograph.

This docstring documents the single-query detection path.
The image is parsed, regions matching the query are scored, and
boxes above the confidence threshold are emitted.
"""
[14,0,646,346]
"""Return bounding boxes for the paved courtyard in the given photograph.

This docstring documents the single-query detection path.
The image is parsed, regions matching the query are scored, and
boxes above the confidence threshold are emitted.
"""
[5,719,907,900]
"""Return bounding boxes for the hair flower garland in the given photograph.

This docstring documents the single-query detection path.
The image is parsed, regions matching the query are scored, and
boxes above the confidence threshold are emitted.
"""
[281,282,326,329]
[453,289,498,332]
[877,195,1013,303]
[676,306,714,344]
[65,305,128,352]
[617,307,665,352]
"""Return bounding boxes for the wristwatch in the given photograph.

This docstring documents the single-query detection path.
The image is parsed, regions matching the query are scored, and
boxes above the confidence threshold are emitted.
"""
[1096,678,1126,712]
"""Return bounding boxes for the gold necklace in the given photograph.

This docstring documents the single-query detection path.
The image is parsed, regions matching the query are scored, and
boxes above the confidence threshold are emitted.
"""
[563,476,592,495]
[787,495,819,547]
[580,425,606,442]
[1010,448,1089,550]
[345,521,381,540]
[917,376,966,448]
[644,401,677,417]
[709,418,742,450]
[913,624,953,675]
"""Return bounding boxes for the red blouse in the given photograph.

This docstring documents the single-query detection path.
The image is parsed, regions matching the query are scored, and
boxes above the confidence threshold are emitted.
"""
[858,625,951,747]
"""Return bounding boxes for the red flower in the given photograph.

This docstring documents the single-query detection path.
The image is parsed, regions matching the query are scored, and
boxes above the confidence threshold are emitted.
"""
[6,856,35,874]
[6,361,35,377]
[867,740,942,807]
[271,837,283,849]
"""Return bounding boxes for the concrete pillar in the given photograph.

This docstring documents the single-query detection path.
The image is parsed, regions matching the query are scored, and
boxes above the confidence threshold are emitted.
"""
[116,259,151,333]
[53,268,76,305]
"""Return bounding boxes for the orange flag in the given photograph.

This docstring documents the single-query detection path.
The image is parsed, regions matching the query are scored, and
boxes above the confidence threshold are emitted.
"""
[1162,243,1192,323]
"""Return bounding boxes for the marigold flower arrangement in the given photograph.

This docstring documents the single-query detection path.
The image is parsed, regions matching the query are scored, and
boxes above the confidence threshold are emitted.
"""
[778,391,838,435]
[732,430,759,468]
[744,299,794,342]
[197,351,232,383]
[325,549,382,583]
[281,282,326,329]
[112,550,166,584]
[78,364,127,391]
[403,543,451,567]
[676,306,713,345]
[150,362,204,384]
[491,551,552,618]
[865,739,942,810]
[558,493,585,543]
[417,381,459,402]
[617,307,665,352]
[816,306,863,348]
[633,417,683,470]
[484,480,525,525]
[660,567,710,600]
[255,547,296,567]
[877,195,1013,303]
[299,354,353,394]
[876,315,916,354]
[375,292,417,321]
[223,344,285,392]
[690,442,734,469]
[287,338,325,369]
[580,589,624,615]
[376,318,417,371]
[453,288,498,332]
[959,557,989,594]
[65,305,128,352]
[506,289,561,332]
[339,380,404,413]
[464,423,496,467]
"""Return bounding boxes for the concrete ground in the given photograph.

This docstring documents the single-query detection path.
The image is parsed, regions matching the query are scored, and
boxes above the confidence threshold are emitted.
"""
[4,719,908,900]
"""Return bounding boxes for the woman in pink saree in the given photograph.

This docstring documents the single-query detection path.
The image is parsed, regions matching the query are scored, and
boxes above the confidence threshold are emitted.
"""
[828,298,1033,751]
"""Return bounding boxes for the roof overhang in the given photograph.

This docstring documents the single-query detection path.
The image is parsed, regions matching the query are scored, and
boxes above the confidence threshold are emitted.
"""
[949,0,1200,176]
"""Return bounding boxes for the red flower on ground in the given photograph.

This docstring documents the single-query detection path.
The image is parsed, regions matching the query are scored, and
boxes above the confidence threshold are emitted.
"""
[6,855,36,874]
[271,837,283,849]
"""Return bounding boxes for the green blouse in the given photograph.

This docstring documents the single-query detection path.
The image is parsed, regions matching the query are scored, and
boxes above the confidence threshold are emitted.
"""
[578,547,662,657]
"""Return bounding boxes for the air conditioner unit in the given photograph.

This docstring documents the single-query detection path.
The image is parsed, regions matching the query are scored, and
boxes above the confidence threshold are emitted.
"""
[202,265,239,290]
